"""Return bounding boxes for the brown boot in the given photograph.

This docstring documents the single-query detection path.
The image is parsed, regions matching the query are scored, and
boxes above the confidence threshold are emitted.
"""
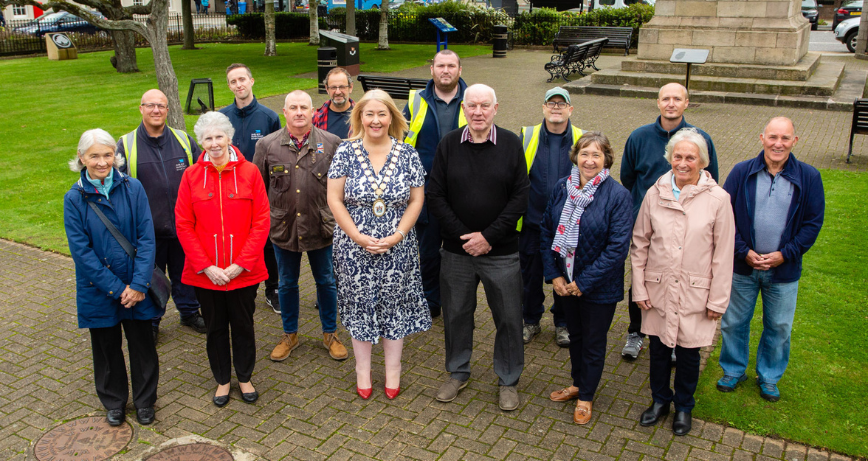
[270,333,298,362]
[574,400,593,425]
[323,332,348,360]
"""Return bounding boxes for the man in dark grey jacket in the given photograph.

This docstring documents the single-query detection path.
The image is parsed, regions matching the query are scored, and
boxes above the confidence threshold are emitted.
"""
[117,89,204,341]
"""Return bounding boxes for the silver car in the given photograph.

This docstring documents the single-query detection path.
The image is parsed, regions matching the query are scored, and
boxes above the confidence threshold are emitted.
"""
[835,16,860,53]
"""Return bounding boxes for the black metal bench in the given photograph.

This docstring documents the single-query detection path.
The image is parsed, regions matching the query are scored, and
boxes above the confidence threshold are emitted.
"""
[544,38,608,82]
[847,98,868,163]
[356,75,429,100]
[552,26,633,56]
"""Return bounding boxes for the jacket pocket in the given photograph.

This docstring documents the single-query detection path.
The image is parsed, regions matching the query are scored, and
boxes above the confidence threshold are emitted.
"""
[311,161,329,186]
[319,204,336,238]
[643,270,666,317]
[270,208,290,245]
[269,168,292,193]
[686,274,713,313]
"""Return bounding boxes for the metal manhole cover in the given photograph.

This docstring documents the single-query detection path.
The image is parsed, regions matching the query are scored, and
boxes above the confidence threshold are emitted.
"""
[147,443,234,460]
[34,416,132,461]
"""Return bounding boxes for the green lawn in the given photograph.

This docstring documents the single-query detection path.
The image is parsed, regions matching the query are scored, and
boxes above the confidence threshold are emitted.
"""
[0,42,489,253]
[694,169,868,458]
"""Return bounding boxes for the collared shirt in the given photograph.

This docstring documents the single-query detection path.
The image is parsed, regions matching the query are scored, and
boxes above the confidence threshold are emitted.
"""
[460,125,497,144]
[86,168,114,198]
[753,166,794,254]
[432,92,460,140]
[287,129,310,150]
[670,174,682,200]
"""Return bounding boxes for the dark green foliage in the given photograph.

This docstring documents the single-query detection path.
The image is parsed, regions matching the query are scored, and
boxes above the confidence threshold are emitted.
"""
[512,4,654,47]
[226,12,316,39]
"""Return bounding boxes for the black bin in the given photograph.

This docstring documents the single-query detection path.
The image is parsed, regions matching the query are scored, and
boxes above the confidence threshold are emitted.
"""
[493,24,508,58]
[319,30,360,76]
[317,47,337,94]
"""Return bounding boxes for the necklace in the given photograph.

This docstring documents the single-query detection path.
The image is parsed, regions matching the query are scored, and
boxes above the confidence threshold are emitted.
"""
[355,139,399,217]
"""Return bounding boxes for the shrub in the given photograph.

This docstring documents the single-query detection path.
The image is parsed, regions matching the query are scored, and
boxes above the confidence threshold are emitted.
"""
[226,12,313,39]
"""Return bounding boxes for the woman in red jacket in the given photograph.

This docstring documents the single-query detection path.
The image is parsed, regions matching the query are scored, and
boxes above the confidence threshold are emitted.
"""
[176,112,270,407]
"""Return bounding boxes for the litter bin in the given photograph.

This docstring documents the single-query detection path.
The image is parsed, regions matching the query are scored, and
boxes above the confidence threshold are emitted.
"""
[318,47,337,94]
[238,1,247,13]
[493,24,508,58]
[319,30,360,76]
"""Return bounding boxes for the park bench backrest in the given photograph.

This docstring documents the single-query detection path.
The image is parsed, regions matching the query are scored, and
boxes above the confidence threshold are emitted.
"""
[553,26,633,55]
[847,98,868,163]
[356,75,429,100]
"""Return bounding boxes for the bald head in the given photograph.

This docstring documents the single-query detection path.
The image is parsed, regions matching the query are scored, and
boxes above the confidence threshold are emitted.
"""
[283,90,314,136]
[464,84,497,105]
[764,116,796,136]
[141,89,168,105]
[657,82,689,126]
[139,89,169,134]
[658,83,688,100]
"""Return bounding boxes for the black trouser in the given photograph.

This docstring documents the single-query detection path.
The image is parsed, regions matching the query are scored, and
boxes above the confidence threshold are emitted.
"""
[558,295,616,401]
[648,336,701,412]
[90,319,159,411]
[263,239,279,293]
[154,237,200,324]
[415,210,442,312]
[195,285,258,385]
[627,289,644,337]
[520,228,566,327]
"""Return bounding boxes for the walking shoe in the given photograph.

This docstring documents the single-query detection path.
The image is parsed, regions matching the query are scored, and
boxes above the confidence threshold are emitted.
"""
[550,386,579,402]
[621,332,644,359]
[266,289,281,314]
[555,326,570,347]
[323,332,348,360]
[136,407,155,425]
[180,312,207,334]
[106,408,124,426]
[716,374,747,392]
[499,385,520,411]
[573,400,592,425]
[757,378,781,402]
[523,323,541,344]
[435,377,468,402]
[672,410,692,436]
[270,333,299,361]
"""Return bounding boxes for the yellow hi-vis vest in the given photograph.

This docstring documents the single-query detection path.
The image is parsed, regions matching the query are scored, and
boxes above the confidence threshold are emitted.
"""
[121,127,194,179]
[403,89,467,147]
[516,123,583,231]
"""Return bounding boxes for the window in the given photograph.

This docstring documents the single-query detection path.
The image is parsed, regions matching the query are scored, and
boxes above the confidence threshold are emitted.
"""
[12,5,26,16]
[133,0,144,5]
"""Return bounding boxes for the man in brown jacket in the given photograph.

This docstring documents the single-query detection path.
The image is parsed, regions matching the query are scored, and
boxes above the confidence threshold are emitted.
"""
[253,90,348,362]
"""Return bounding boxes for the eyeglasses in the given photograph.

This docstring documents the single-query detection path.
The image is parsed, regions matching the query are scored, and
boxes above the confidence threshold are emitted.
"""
[545,101,569,109]
[141,103,168,111]
[327,85,350,91]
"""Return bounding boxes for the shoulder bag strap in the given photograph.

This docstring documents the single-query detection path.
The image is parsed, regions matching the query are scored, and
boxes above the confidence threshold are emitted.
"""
[87,201,136,260]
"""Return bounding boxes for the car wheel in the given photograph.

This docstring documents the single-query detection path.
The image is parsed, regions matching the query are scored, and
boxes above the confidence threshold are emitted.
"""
[846,30,858,53]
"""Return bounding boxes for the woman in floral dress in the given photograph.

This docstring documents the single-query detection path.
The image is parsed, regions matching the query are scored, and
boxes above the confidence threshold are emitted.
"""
[327,89,431,400]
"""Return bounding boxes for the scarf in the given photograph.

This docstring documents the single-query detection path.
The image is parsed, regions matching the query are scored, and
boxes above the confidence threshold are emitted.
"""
[551,166,610,259]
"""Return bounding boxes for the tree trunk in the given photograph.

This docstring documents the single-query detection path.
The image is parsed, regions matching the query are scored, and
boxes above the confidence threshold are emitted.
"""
[346,0,356,36]
[377,0,389,49]
[309,0,319,45]
[145,1,185,130]
[110,29,139,73]
[182,0,196,49]
[856,1,868,57]
[264,1,276,55]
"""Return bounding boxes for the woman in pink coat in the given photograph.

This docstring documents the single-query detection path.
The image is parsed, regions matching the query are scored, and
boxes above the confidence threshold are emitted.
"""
[630,128,734,436]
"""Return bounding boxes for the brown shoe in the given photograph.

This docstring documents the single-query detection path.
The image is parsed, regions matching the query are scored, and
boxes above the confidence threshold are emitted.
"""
[270,333,298,361]
[550,386,580,402]
[323,332,348,361]
[573,400,593,425]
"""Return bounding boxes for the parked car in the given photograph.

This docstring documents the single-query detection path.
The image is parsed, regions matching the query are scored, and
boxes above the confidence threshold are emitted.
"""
[835,16,860,53]
[833,0,862,30]
[12,11,102,37]
[801,0,819,31]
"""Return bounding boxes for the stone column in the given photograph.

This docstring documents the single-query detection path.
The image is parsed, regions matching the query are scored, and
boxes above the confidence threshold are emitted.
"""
[638,0,811,66]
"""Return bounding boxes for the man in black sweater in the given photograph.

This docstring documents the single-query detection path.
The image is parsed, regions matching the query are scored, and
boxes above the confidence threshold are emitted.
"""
[427,84,530,411]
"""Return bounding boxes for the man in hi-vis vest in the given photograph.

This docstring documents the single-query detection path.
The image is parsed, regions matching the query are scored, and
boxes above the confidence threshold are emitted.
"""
[117,89,204,342]
[402,50,468,319]
[518,87,583,347]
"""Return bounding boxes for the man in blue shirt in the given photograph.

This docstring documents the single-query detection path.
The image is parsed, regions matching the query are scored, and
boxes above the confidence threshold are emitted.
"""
[219,63,282,313]
[313,67,355,139]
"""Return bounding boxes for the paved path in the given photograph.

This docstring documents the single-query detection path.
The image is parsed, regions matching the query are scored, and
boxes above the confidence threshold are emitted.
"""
[2,50,864,460]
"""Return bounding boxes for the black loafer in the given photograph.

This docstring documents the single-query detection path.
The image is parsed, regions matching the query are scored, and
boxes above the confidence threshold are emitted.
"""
[241,391,259,404]
[639,401,670,426]
[106,408,124,427]
[136,407,155,425]
[213,394,230,407]
[672,410,692,436]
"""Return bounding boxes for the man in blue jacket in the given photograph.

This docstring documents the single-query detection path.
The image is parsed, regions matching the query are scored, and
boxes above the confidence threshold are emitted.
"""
[402,49,468,318]
[118,89,204,341]
[219,63,282,314]
[717,117,824,402]
[619,83,719,361]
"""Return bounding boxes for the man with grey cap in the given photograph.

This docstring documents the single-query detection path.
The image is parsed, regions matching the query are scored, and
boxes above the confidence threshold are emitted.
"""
[518,87,584,347]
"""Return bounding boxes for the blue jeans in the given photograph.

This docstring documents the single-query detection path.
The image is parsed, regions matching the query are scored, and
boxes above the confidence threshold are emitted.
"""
[273,245,337,334]
[719,270,800,384]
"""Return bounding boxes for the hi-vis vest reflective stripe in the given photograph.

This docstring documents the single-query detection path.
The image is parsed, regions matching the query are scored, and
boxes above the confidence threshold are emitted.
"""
[404,89,467,147]
[122,127,194,179]
[516,123,583,231]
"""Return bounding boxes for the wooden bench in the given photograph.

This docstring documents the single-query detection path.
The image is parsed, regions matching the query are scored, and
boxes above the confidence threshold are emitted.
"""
[544,38,608,82]
[552,26,633,56]
[356,75,429,100]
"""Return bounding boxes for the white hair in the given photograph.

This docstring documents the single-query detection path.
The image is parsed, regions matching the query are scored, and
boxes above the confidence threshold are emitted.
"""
[194,112,235,146]
[664,127,710,168]
[464,83,497,105]
[69,128,125,172]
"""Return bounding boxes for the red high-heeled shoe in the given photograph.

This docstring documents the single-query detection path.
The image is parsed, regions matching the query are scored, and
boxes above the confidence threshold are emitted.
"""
[385,386,401,400]
[357,386,373,400]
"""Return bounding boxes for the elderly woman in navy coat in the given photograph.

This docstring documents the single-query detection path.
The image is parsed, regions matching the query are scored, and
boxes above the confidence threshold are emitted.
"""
[64,129,160,427]
[540,131,633,425]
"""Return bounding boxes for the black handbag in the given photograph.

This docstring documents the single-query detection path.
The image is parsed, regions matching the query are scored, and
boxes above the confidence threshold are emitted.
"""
[87,201,171,311]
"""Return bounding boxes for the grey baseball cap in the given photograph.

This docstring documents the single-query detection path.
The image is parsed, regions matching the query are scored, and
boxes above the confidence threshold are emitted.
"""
[544,87,571,105]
